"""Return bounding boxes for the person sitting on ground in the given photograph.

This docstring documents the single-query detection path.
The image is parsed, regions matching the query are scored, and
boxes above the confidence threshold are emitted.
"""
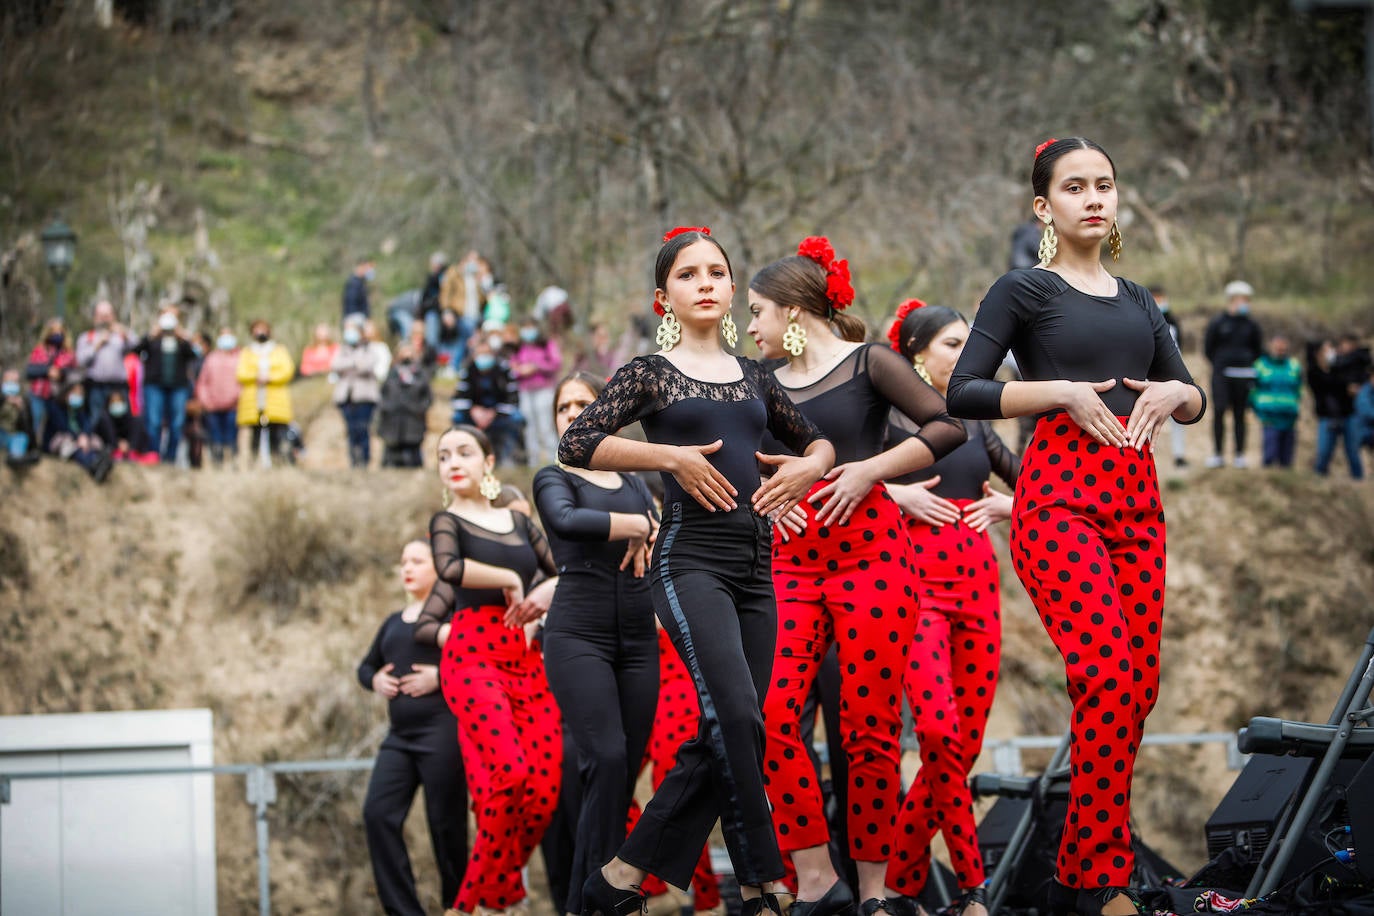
[1250,334,1303,469]
[195,326,242,467]
[25,317,76,444]
[0,368,40,465]
[377,342,433,468]
[298,323,340,379]
[92,388,157,464]
[45,381,113,482]
[236,319,296,470]
[450,336,523,467]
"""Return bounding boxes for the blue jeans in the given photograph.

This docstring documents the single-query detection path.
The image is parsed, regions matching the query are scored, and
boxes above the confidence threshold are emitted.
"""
[1315,415,1364,479]
[388,304,415,341]
[341,401,376,467]
[28,394,48,445]
[144,384,189,464]
[204,410,238,450]
[1261,426,1296,468]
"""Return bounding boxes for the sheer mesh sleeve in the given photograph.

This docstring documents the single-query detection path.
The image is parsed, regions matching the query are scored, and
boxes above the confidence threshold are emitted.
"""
[980,420,1021,489]
[532,466,612,541]
[558,358,655,467]
[429,511,466,585]
[751,360,828,455]
[866,345,967,460]
[519,512,558,588]
[414,579,456,647]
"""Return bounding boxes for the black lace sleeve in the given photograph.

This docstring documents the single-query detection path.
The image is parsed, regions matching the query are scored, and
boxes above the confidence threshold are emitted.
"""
[532,466,612,541]
[414,579,456,647]
[558,358,655,467]
[980,420,1021,489]
[428,511,466,585]
[519,511,558,588]
[750,360,828,456]
[866,345,966,460]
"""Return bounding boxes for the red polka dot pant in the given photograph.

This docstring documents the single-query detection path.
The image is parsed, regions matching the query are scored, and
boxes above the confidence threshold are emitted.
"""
[440,606,563,912]
[1010,416,1165,889]
[765,482,917,862]
[634,628,722,909]
[888,503,1001,894]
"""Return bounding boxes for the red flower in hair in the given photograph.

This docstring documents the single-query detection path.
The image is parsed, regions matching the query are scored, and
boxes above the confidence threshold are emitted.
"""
[887,298,927,352]
[663,226,711,243]
[652,298,665,317]
[796,235,854,312]
[1034,138,1058,159]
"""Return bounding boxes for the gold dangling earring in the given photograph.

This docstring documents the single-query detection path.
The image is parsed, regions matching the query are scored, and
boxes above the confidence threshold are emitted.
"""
[655,310,682,351]
[782,315,807,358]
[720,312,738,349]
[1038,217,1058,266]
[1108,221,1123,262]
[441,486,452,509]
[913,355,934,387]
[479,470,502,501]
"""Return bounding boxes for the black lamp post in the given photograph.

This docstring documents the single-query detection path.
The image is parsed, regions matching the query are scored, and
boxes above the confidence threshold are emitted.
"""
[40,217,77,324]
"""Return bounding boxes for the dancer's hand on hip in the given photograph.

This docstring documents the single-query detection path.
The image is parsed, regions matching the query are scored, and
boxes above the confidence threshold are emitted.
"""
[668,439,737,512]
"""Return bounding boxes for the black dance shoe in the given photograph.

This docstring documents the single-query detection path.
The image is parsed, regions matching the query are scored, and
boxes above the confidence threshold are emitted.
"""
[954,885,987,916]
[858,898,893,916]
[741,893,786,916]
[879,896,925,916]
[789,881,856,916]
[1046,882,1144,916]
[581,868,646,916]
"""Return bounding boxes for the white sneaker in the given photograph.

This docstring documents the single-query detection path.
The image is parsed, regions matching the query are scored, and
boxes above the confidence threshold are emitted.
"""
[1205,455,1225,469]
[1233,456,1248,469]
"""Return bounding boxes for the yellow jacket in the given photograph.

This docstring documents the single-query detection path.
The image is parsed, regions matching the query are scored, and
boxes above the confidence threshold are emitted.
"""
[236,343,296,426]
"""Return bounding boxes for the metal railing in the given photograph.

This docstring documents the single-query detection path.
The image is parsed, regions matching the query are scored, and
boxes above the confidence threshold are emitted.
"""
[0,730,1247,915]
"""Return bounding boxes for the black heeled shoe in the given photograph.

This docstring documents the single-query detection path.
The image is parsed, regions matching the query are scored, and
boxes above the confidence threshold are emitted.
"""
[858,898,893,916]
[1046,881,1144,916]
[741,893,786,916]
[789,881,856,916]
[954,886,987,916]
[581,868,646,916]
[879,896,924,916]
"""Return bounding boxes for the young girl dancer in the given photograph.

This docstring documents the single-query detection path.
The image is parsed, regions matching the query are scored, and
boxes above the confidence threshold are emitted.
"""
[534,371,660,916]
[415,426,563,916]
[358,539,468,916]
[946,138,1205,916]
[883,302,1020,916]
[744,238,966,916]
[559,227,835,916]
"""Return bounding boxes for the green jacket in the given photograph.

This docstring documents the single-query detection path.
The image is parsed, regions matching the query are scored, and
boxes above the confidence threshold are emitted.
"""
[1250,355,1302,430]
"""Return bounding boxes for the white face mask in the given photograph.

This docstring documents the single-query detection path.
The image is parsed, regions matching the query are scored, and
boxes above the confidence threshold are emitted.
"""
[159,314,178,331]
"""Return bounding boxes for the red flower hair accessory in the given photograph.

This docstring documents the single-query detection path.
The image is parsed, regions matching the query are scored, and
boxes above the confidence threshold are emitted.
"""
[663,226,711,244]
[796,235,855,311]
[1034,138,1058,159]
[887,298,927,352]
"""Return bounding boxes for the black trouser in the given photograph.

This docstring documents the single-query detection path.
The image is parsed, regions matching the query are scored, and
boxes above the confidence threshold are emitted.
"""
[619,502,785,889]
[363,728,468,916]
[382,443,424,467]
[1211,373,1253,456]
[544,573,660,913]
[541,727,582,916]
[800,644,857,889]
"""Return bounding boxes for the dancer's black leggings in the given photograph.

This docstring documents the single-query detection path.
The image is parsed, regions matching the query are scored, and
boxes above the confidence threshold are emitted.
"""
[362,727,467,916]
[544,571,660,914]
[619,501,786,889]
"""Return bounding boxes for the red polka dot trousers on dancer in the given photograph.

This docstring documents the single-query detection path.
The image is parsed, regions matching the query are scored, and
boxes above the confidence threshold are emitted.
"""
[888,503,1001,894]
[440,605,563,912]
[765,482,917,862]
[635,628,722,909]
[1010,416,1165,889]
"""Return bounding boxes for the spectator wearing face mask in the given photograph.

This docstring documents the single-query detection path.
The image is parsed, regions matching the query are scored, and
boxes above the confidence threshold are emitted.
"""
[1203,281,1263,469]
[132,306,198,465]
[450,337,523,467]
[363,319,392,383]
[1250,334,1303,469]
[93,389,156,464]
[25,318,76,444]
[195,326,243,466]
[236,319,296,469]
[76,300,138,417]
[45,381,113,482]
[511,317,562,467]
[299,323,340,379]
[377,342,433,468]
[0,368,40,465]
[333,318,383,469]
[344,257,376,323]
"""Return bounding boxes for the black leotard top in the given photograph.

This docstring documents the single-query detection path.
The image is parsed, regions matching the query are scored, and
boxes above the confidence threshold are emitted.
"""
[415,509,556,645]
[888,417,1020,499]
[767,344,966,465]
[358,611,453,734]
[532,466,658,580]
[558,354,827,507]
[947,269,1206,421]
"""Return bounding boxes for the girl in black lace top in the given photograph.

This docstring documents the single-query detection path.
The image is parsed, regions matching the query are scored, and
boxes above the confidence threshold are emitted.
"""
[946,139,1204,916]
[416,425,563,916]
[743,239,965,916]
[559,228,835,916]
[533,372,661,916]
[883,303,1020,916]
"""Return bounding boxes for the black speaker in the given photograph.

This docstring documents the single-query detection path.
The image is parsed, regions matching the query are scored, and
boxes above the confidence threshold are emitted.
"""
[1348,753,1374,883]
[1204,753,1369,884]
[974,795,1066,908]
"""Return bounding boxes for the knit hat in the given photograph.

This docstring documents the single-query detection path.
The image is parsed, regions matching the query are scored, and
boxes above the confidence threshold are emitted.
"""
[1224,280,1254,299]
